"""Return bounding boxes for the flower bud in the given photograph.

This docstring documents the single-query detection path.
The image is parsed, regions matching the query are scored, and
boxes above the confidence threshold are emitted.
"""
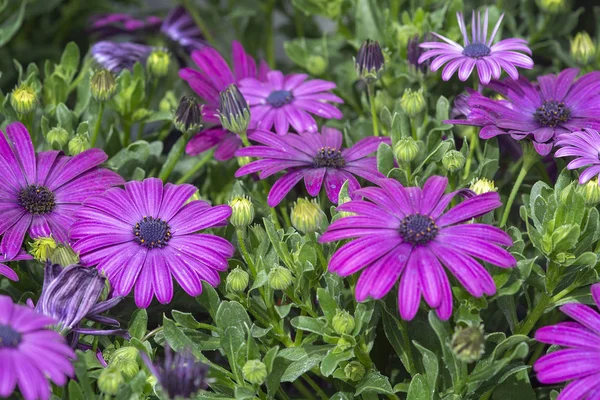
[268,266,293,291]
[29,237,57,262]
[11,83,37,114]
[159,90,178,113]
[90,69,117,101]
[469,178,498,195]
[332,310,355,335]
[174,96,203,135]
[147,49,171,78]
[98,368,124,395]
[51,244,80,266]
[442,150,465,172]
[290,198,324,234]
[229,196,254,228]
[46,127,70,148]
[218,84,250,136]
[237,156,252,167]
[400,88,426,118]
[393,137,419,163]
[226,267,250,292]
[451,325,485,363]
[68,133,91,156]
[578,178,600,206]
[536,0,566,13]
[110,347,140,380]
[242,359,267,385]
[306,55,328,76]
[344,361,365,382]
[355,39,385,83]
[571,32,596,66]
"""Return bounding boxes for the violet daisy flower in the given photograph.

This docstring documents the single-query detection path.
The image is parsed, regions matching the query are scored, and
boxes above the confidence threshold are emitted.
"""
[418,10,533,84]
[534,284,600,399]
[0,295,75,400]
[0,250,31,281]
[161,6,205,53]
[180,42,270,160]
[70,178,234,308]
[234,128,390,206]
[89,13,162,39]
[0,122,124,259]
[90,41,155,73]
[239,70,344,135]
[319,176,516,320]
[555,129,600,184]
[447,69,600,155]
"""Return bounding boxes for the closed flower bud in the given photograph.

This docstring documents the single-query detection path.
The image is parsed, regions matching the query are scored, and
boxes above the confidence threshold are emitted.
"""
[291,198,324,234]
[159,90,178,113]
[98,368,124,395]
[242,359,267,385]
[578,178,600,206]
[237,156,252,167]
[451,325,485,363]
[355,39,385,83]
[536,0,566,13]
[268,266,293,291]
[306,55,328,76]
[11,83,37,114]
[50,244,80,266]
[227,267,250,292]
[29,237,57,262]
[218,84,250,136]
[90,69,117,101]
[400,88,426,118]
[571,32,596,65]
[110,347,140,380]
[332,310,355,335]
[147,49,171,77]
[442,150,465,172]
[174,96,203,135]
[469,178,498,195]
[394,137,420,163]
[229,196,254,228]
[344,361,365,382]
[68,133,91,156]
[46,127,70,148]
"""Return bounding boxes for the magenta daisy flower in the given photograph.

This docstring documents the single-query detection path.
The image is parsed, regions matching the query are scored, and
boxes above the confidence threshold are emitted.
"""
[0,122,123,259]
[418,9,533,84]
[534,284,600,399]
[234,128,390,206]
[89,13,162,39]
[555,129,600,184]
[90,41,155,73]
[0,295,75,400]
[70,178,234,308]
[0,250,31,281]
[180,42,270,160]
[447,69,600,155]
[239,70,344,136]
[319,176,516,320]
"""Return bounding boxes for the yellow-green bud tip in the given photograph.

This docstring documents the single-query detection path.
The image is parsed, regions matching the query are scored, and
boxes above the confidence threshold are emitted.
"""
[290,198,324,234]
[469,178,498,195]
[332,310,355,335]
[50,244,80,266]
[442,150,465,172]
[344,361,366,382]
[98,368,124,395]
[68,133,91,156]
[29,237,58,262]
[571,32,596,66]
[11,84,37,114]
[90,69,117,101]
[229,196,254,228]
[242,359,267,385]
[451,325,485,363]
[147,50,171,78]
[579,178,600,206]
[226,267,250,292]
[400,88,426,118]
[536,0,566,13]
[393,137,420,163]
[268,266,293,291]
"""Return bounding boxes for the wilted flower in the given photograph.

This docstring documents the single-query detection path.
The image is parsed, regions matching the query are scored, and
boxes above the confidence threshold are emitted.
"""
[355,39,385,83]
[90,41,154,73]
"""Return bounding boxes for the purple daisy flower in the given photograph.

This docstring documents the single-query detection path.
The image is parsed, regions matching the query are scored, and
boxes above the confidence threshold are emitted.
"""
[70,178,234,308]
[180,42,270,160]
[418,9,533,84]
[319,176,516,320]
[0,295,75,400]
[0,250,31,281]
[89,13,162,39]
[239,70,344,136]
[0,122,123,259]
[90,41,155,73]
[447,69,600,155]
[555,128,600,184]
[234,128,390,206]
[160,6,205,53]
[534,284,600,399]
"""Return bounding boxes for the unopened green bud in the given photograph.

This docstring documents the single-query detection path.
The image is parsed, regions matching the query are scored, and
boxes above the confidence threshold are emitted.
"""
[355,39,385,83]
[242,359,267,385]
[290,198,324,234]
[579,178,600,206]
[159,90,179,113]
[227,267,250,292]
[536,0,566,13]
[394,137,419,163]
[90,69,117,101]
[47,126,70,148]
[29,237,57,262]
[11,83,37,114]
[400,88,426,118]
[229,196,254,228]
[68,133,91,155]
[451,325,485,363]
[174,96,203,134]
[110,347,140,380]
[237,156,252,167]
[571,32,596,65]
[50,244,80,266]
[306,55,328,76]
[344,361,365,382]
[442,150,465,172]
[98,368,124,395]
[332,310,355,335]
[218,84,250,136]
[268,266,293,291]
[469,178,498,195]
[147,49,171,77]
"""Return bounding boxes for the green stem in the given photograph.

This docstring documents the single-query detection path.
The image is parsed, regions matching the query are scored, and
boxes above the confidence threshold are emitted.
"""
[301,374,328,400]
[236,228,256,277]
[264,0,276,68]
[158,134,189,182]
[137,80,158,141]
[260,180,282,230]
[175,149,214,184]
[367,83,379,137]
[308,232,328,272]
[280,205,292,228]
[182,0,215,46]
[400,319,418,376]
[500,152,536,227]
[462,129,478,179]
[390,0,400,19]
[293,5,304,37]
[142,326,164,342]
[292,381,316,400]
[516,293,552,336]
[122,119,132,147]
[90,102,105,147]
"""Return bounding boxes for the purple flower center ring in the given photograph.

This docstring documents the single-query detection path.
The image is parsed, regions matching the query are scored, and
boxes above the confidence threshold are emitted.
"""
[462,43,491,58]
[0,324,22,348]
[134,216,172,249]
[266,90,294,108]
[398,213,439,245]
[313,147,346,168]
[18,185,56,215]
[534,100,571,127]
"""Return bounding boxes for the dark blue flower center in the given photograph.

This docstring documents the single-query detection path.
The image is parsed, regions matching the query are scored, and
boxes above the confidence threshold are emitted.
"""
[266,90,293,108]
[134,217,171,249]
[462,43,491,58]
[18,185,56,215]
[534,100,571,127]
[0,324,21,348]
[399,213,438,245]
[313,147,346,168]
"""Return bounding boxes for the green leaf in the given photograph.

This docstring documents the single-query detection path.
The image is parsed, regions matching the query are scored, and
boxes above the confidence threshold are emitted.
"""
[67,381,85,400]
[355,371,394,396]
[216,301,252,332]
[428,311,464,387]
[413,341,438,393]
[407,374,431,400]
[316,288,338,323]
[0,0,26,47]
[197,282,221,319]
[58,42,80,83]
[128,309,147,340]
[377,142,394,176]
[291,316,327,335]
[280,352,324,382]
[172,310,204,329]
[320,349,354,377]
[355,0,383,42]
[73,351,94,400]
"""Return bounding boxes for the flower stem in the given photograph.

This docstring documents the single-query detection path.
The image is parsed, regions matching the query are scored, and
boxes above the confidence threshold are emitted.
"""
[500,150,537,227]
[462,128,478,179]
[400,319,417,376]
[516,293,552,336]
[90,102,105,147]
[292,381,316,400]
[301,374,328,400]
[367,83,379,137]
[159,133,189,182]
[175,149,214,184]
[236,228,256,277]
[182,0,215,46]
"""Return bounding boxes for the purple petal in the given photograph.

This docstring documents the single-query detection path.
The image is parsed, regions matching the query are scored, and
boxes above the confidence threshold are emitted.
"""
[436,192,502,226]
[267,170,306,207]
[6,122,36,184]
